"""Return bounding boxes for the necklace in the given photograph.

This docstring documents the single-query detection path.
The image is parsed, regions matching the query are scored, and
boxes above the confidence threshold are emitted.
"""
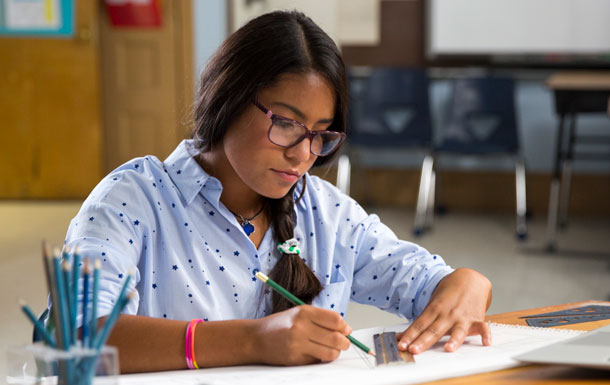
[232,203,266,236]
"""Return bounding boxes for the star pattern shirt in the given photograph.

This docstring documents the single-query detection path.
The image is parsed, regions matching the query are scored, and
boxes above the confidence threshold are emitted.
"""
[62,140,453,324]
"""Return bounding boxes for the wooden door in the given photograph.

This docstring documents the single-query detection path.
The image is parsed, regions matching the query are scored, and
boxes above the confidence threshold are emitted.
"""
[0,1,102,198]
[100,0,193,172]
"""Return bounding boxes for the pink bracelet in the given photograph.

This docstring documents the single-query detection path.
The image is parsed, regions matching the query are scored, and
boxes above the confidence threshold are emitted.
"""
[185,320,195,369]
[185,319,203,369]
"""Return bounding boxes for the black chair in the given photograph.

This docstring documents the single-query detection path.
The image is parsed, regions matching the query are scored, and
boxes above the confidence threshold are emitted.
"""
[413,76,528,239]
[336,67,434,224]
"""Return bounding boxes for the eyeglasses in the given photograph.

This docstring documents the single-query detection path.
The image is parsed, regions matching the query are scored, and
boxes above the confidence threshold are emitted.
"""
[253,101,346,156]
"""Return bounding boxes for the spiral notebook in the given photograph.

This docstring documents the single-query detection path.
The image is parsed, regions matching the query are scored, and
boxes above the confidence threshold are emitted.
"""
[120,322,584,385]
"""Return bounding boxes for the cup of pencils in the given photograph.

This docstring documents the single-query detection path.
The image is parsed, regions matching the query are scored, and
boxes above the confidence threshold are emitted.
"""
[6,243,133,385]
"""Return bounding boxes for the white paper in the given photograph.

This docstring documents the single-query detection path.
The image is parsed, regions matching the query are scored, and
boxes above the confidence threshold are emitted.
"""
[118,322,584,385]
[5,0,60,29]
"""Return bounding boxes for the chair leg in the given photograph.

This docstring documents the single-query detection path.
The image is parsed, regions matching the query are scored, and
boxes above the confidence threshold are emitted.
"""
[425,167,436,229]
[558,113,577,229]
[546,179,561,252]
[413,154,434,236]
[558,160,572,230]
[336,153,351,195]
[515,157,527,240]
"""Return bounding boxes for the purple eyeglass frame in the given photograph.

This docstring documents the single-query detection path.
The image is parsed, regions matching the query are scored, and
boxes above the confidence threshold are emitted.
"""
[253,101,346,156]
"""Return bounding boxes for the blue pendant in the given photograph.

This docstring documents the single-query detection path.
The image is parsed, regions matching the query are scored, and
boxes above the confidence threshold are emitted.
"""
[242,222,255,236]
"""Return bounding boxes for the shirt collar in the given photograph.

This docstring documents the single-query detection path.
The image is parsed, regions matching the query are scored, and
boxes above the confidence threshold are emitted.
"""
[164,139,222,206]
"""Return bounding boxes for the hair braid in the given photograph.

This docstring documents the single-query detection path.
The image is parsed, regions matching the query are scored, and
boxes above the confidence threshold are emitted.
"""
[267,176,322,313]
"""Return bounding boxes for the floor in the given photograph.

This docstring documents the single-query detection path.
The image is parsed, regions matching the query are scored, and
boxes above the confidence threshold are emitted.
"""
[1,201,609,377]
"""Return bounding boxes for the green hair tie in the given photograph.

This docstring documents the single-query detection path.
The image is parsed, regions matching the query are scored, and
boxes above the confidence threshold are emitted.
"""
[277,238,301,255]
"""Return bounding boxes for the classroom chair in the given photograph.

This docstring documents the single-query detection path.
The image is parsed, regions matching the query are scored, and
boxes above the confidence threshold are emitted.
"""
[336,67,433,226]
[413,76,528,240]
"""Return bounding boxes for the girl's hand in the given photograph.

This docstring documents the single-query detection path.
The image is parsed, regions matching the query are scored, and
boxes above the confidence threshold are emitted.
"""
[253,305,352,365]
[396,268,492,354]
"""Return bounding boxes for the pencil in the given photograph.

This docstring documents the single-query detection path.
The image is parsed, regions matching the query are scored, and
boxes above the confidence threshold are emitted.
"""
[255,271,375,357]
[71,247,81,346]
[94,290,134,350]
[61,247,73,344]
[42,242,64,348]
[61,260,73,346]
[89,259,100,348]
[19,300,57,348]
[93,270,134,350]
[44,244,70,382]
[52,249,70,351]
[81,259,91,347]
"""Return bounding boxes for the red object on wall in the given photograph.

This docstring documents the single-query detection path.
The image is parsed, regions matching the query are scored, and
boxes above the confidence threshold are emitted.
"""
[105,0,162,28]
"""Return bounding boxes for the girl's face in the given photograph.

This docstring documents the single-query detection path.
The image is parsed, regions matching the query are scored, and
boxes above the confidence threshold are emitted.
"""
[222,72,336,199]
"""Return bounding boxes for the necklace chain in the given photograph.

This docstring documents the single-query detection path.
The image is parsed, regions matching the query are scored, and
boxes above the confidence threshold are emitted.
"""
[234,203,265,223]
[231,203,266,236]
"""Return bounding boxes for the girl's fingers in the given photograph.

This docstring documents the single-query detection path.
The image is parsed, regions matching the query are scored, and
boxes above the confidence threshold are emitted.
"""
[396,309,438,351]
[444,324,469,352]
[400,317,453,354]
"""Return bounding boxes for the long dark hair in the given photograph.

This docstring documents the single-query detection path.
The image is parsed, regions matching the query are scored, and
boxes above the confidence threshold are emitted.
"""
[192,11,348,313]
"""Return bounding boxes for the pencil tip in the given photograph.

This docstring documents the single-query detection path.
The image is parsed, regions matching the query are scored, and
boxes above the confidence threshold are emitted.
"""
[369,351,376,357]
[94,259,101,269]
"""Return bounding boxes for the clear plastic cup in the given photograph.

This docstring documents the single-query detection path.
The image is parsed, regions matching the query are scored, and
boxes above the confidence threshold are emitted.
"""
[5,343,118,385]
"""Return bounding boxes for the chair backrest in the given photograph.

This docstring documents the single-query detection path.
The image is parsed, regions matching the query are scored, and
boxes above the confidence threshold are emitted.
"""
[436,76,520,154]
[347,67,432,148]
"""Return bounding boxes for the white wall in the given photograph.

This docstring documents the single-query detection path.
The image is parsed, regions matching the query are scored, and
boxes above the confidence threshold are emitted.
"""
[429,0,610,55]
[193,0,227,83]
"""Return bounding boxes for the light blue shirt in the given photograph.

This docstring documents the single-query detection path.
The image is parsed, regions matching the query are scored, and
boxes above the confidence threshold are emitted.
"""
[63,140,453,323]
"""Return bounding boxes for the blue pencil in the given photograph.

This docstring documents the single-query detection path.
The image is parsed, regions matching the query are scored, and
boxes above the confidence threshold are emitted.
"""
[71,248,81,346]
[42,242,64,348]
[89,259,100,348]
[94,290,134,350]
[93,270,133,349]
[52,250,71,351]
[81,259,91,347]
[61,260,73,346]
[19,300,57,348]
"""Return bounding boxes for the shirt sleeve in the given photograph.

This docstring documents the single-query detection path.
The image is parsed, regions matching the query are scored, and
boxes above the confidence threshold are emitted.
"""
[345,205,454,320]
[56,168,156,326]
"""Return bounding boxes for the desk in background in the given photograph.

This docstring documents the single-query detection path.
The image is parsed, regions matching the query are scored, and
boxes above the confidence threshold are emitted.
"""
[545,72,610,252]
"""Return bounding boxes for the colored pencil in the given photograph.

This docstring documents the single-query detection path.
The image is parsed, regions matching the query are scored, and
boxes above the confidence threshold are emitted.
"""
[94,290,134,350]
[93,270,134,350]
[61,260,73,346]
[42,242,61,345]
[61,246,73,346]
[81,259,91,347]
[71,247,81,346]
[255,272,375,357]
[89,259,100,348]
[19,300,57,348]
[52,249,70,350]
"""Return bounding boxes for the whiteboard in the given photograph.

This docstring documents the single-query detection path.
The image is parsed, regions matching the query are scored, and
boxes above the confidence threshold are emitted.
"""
[428,0,610,56]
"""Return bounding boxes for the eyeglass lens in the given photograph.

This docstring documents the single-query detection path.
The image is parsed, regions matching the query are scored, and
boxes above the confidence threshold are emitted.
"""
[269,118,342,156]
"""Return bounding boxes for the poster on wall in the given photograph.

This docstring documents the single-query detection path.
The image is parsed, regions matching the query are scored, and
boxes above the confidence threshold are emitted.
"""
[0,0,74,37]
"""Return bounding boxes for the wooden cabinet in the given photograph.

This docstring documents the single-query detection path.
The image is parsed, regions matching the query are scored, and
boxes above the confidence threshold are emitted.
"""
[0,0,192,199]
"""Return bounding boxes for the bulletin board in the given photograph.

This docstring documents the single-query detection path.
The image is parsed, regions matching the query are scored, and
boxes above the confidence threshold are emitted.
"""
[0,0,74,37]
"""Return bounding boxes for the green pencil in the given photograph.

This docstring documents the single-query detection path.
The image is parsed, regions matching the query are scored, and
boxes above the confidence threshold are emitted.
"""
[255,272,375,357]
